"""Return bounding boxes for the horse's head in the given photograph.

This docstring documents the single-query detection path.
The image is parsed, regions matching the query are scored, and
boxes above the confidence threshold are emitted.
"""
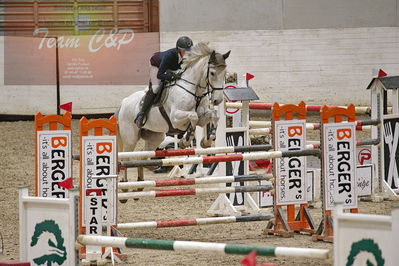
[207,50,230,105]
[181,42,230,106]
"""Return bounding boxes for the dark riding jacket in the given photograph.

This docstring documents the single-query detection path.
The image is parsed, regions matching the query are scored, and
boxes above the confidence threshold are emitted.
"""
[150,48,182,81]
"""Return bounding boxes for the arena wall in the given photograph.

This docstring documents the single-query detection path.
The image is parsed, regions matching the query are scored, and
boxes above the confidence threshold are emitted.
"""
[1,1,399,115]
[160,27,399,106]
[159,0,399,106]
[160,0,399,31]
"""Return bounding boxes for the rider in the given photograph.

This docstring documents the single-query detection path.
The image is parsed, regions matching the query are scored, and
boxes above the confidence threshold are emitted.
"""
[134,36,194,128]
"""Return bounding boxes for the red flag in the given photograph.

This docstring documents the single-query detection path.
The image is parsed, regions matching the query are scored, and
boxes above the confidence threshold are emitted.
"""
[378,69,387,78]
[59,102,72,112]
[86,189,103,196]
[246,73,255,81]
[58,177,73,190]
[241,250,257,266]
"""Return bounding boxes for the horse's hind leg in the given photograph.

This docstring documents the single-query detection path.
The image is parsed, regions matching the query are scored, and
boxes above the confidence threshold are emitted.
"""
[118,126,140,203]
[142,131,168,177]
[118,121,140,181]
[142,131,165,152]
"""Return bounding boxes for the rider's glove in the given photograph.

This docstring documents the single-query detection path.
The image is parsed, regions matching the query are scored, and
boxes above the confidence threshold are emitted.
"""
[170,72,182,80]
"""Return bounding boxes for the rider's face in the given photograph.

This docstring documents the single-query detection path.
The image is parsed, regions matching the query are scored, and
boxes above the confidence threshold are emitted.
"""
[178,49,186,57]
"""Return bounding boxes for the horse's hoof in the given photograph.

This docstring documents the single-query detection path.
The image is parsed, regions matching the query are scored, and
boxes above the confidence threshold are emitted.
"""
[178,142,187,149]
[119,199,128,204]
[200,139,212,148]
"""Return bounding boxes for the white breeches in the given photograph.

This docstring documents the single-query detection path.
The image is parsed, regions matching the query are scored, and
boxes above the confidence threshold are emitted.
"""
[149,64,161,93]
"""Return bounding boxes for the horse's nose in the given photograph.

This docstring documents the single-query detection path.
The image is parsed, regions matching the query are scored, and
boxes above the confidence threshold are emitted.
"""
[214,98,223,105]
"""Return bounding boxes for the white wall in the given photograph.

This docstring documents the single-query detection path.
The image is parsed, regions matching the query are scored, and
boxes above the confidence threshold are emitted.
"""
[60,84,144,114]
[160,0,399,31]
[162,27,399,106]
[160,0,283,31]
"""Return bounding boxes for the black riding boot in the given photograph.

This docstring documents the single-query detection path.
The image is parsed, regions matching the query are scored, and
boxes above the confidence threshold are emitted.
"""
[134,89,156,128]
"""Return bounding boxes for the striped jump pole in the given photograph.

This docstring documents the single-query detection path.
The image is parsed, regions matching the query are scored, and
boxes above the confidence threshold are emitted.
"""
[249,128,272,135]
[77,235,331,260]
[249,127,371,136]
[118,174,273,190]
[120,149,320,168]
[118,185,273,200]
[274,139,379,148]
[259,139,377,149]
[249,121,375,131]
[249,121,320,129]
[118,144,273,160]
[356,138,380,146]
[226,102,377,115]
[117,214,273,230]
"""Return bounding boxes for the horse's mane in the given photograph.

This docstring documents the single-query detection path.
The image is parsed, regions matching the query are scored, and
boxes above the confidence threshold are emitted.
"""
[181,42,214,70]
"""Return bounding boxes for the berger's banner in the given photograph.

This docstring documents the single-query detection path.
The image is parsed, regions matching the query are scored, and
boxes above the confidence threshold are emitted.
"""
[37,130,72,198]
[323,123,357,210]
[274,120,307,205]
[82,136,117,226]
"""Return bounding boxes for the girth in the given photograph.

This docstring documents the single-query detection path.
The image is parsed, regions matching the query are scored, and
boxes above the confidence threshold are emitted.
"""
[158,106,186,134]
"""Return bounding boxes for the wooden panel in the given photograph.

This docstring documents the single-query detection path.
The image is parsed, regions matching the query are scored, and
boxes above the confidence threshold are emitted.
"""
[148,0,159,32]
[0,0,159,36]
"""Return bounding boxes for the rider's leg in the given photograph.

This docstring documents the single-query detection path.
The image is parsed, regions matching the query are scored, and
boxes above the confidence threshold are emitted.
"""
[134,65,161,127]
[134,88,157,127]
[149,64,161,93]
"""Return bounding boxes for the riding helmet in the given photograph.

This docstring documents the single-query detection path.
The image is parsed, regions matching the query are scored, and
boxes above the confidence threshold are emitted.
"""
[176,36,193,51]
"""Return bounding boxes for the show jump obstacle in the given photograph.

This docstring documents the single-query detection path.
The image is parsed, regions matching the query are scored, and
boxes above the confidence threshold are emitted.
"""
[78,116,121,262]
[265,102,316,237]
[20,182,399,265]
[21,76,399,265]
[34,112,72,198]
[77,235,330,260]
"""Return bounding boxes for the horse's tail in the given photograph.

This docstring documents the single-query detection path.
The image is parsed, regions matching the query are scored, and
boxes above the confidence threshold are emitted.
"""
[114,105,121,120]
[114,106,123,154]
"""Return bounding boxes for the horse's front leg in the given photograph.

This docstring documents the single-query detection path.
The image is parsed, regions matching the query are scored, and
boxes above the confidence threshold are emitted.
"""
[197,106,220,148]
[196,95,219,127]
[171,109,199,129]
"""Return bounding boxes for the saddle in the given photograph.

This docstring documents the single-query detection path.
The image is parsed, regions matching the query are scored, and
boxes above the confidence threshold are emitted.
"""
[138,81,169,108]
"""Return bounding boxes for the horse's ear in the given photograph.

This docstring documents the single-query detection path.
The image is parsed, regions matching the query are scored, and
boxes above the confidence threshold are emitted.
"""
[223,50,231,60]
[210,50,216,61]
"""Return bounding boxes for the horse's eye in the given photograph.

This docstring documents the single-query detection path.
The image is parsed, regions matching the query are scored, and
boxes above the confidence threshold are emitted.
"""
[211,72,215,76]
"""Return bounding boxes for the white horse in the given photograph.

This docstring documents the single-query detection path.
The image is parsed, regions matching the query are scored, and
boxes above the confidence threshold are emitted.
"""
[116,42,230,182]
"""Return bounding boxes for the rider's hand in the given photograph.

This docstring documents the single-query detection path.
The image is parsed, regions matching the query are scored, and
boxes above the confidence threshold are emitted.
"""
[171,72,181,80]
